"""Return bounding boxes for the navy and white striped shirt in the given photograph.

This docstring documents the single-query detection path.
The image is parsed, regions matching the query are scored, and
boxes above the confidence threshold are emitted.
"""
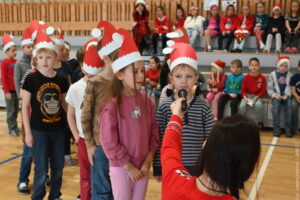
[153,96,214,176]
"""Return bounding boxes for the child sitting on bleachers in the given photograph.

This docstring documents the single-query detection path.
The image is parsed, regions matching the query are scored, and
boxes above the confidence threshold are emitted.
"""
[203,4,220,52]
[253,2,269,51]
[206,60,227,122]
[284,0,300,53]
[218,59,244,121]
[218,4,238,52]
[290,60,300,135]
[264,4,285,53]
[239,57,266,128]
[267,57,293,137]
[232,4,254,53]
[184,6,205,49]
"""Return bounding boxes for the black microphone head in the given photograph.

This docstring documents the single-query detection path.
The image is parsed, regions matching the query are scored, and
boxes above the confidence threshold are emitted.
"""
[178,89,188,98]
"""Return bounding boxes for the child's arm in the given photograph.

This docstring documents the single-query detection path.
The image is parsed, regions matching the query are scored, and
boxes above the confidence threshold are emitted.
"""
[22,90,33,147]
[295,20,300,32]
[291,86,300,102]
[61,93,68,112]
[267,73,281,100]
[13,62,22,98]
[285,18,292,32]
[67,104,80,143]
[1,61,11,100]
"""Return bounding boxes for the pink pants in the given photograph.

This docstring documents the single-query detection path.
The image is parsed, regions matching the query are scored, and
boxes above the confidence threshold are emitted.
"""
[109,167,149,200]
[206,92,223,119]
[78,138,91,200]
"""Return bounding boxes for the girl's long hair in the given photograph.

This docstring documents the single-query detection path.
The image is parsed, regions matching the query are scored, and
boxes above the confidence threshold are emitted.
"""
[134,3,148,18]
[195,114,261,199]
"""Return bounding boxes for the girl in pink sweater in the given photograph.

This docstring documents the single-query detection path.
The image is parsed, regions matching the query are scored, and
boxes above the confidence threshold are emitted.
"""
[99,29,159,200]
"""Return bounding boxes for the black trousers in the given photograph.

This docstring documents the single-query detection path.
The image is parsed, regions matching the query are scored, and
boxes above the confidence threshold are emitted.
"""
[218,32,234,50]
[218,93,242,120]
[152,33,168,53]
[285,31,299,48]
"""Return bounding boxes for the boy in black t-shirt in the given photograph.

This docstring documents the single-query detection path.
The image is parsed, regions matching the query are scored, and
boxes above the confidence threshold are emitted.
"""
[21,29,68,200]
[291,60,300,135]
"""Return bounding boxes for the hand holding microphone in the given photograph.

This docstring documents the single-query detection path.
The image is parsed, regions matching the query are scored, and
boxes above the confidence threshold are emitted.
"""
[178,89,188,112]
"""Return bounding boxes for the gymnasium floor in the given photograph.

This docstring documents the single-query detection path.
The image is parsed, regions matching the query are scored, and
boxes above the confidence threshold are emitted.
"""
[0,109,299,200]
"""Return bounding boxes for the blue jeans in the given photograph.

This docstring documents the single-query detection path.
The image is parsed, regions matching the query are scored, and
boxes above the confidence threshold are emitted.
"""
[187,28,199,49]
[18,144,33,184]
[292,97,300,132]
[91,146,113,200]
[272,98,292,133]
[31,129,65,200]
[239,94,264,122]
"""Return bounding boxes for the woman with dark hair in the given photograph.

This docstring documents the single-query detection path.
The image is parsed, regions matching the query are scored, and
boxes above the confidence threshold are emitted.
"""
[132,0,151,54]
[161,98,261,200]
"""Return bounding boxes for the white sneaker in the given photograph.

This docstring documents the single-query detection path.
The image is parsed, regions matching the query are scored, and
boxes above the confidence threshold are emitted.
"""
[17,182,29,194]
[260,42,265,50]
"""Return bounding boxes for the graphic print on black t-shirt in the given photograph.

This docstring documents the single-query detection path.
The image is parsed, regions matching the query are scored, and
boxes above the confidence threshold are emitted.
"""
[37,82,63,123]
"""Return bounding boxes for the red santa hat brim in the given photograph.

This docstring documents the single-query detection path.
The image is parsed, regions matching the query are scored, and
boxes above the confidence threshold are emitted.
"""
[112,52,143,73]
[211,63,224,72]
[3,41,15,52]
[170,57,198,72]
[277,58,291,69]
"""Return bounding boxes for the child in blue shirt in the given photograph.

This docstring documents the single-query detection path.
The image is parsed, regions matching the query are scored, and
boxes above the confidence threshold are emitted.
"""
[218,59,244,121]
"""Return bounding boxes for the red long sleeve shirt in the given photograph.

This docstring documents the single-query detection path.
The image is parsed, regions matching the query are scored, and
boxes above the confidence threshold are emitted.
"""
[1,58,17,93]
[161,115,235,200]
[146,68,161,87]
[236,14,254,32]
[154,16,170,34]
[207,72,227,93]
[241,73,266,98]
[220,16,238,32]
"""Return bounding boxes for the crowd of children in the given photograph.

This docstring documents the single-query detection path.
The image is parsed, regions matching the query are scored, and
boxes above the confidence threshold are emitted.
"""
[132,0,300,54]
[0,1,300,200]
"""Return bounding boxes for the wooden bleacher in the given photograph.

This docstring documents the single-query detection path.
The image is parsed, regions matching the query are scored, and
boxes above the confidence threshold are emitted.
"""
[0,0,296,36]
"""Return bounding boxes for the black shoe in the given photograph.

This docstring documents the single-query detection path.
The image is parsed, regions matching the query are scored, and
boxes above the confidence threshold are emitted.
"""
[236,49,242,53]
[230,49,237,53]
[17,182,30,194]
[273,131,281,137]
[76,194,80,200]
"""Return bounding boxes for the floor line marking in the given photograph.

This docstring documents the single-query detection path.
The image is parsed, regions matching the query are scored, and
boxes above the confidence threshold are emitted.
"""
[0,154,22,165]
[248,137,278,200]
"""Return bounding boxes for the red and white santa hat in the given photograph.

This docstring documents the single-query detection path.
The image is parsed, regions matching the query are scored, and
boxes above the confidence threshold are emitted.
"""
[211,60,225,72]
[21,27,34,47]
[53,26,64,45]
[111,28,143,73]
[32,27,57,56]
[28,20,54,41]
[163,41,198,72]
[2,33,15,52]
[91,21,123,59]
[83,39,104,75]
[84,38,99,51]
[273,3,281,11]
[135,0,147,6]
[277,56,291,69]
[166,27,190,44]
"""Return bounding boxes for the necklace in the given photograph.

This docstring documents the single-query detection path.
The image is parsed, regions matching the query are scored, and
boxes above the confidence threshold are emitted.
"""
[197,177,228,195]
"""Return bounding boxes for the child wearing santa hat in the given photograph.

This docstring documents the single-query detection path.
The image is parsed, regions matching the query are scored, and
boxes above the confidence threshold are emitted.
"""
[153,40,214,180]
[21,28,68,200]
[239,57,266,128]
[264,3,285,53]
[81,20,122,200]
[1,33,19,136]
[66,38,103,200]
[99,28,159,200]
[206,60,227,122]
[267,57,293,137]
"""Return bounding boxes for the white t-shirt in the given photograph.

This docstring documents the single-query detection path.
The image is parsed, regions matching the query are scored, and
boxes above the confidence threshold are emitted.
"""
[65,78,87,138]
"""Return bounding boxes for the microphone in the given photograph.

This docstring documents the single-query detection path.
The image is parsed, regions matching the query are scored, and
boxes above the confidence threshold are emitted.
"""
[178,89,188,112]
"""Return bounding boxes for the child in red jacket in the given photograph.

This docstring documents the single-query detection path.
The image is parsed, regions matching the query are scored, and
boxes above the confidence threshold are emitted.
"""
[218,4,238,51]
[152,5,170,55]
[232,4,254,52]
[239,57,266,128]
[1,34,19,136]
[206,60,227,121]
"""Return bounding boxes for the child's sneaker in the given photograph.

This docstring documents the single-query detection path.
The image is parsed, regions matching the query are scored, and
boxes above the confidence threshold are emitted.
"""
[17,182,29,194]
[291,47,298,53]
[259,41,265,50]
[284,47,291,53]
[65,155,76,166]
[10,129,19,137]
[76,194,80,200]
[273,130,281,137]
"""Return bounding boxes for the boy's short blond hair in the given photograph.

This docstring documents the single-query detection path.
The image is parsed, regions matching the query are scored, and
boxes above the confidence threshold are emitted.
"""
[32,48,57,67]
[172,64,197,74]
[231,59,243,68]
